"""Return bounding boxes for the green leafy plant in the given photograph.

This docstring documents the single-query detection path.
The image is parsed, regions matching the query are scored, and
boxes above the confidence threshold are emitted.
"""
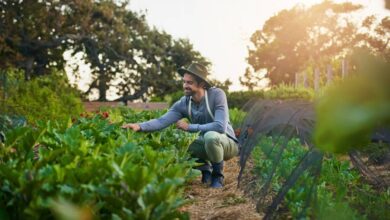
[229,108,247,129]
[0,109,197,219]
[251,136,389,219]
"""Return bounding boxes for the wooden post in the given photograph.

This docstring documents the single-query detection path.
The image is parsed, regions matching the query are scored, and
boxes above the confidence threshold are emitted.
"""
[314,67,320,91]
[327,64,333,85]
[342,59,348,78]
[303,71,308,88]
[295,73,299,88]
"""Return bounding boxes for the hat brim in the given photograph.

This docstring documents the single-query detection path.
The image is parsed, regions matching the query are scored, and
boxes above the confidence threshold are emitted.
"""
[178,68,212,87]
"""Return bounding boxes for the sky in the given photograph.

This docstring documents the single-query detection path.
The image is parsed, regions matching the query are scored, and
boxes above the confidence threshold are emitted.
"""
[128,0,388,91]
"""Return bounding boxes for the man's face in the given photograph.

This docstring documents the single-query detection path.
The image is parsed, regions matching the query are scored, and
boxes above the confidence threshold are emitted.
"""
[183,73,202,96]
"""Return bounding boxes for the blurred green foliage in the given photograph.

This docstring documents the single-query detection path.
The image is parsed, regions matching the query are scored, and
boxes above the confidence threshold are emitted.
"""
[314,50,390,153]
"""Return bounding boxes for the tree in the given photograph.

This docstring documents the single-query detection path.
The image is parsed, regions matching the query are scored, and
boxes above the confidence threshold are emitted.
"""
[245,1,364,86]
[239,67,266,91]
[0,0,82,79]
[1,0,212,101]
[113,34,210,102]
[358,16,390,61]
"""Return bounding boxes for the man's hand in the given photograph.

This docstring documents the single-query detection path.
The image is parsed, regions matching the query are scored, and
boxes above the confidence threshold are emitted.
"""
[121,123,141,131]
[176,119,189,131]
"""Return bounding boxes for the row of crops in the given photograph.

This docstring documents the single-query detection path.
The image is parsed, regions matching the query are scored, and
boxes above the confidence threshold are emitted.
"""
[0,108,198,219]
[1,105,389,219]
[231,95,390,220]
[233,53,390,219]
[250,137,389,219]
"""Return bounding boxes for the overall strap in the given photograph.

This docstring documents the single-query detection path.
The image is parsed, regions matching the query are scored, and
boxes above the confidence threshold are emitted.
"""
[188,96,192,122]
[204,90,215,120]
[188,90,215,122]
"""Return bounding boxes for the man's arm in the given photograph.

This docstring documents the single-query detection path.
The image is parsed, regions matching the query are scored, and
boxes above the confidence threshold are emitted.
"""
[187,88,228,133]
[138,109,183,131]
[122,99,184,132]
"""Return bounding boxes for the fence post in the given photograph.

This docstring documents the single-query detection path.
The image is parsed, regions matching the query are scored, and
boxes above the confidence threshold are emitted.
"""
[342,59,348,78]
[314,67,320,92]
[303,71,308,88]
[327,64,333,85]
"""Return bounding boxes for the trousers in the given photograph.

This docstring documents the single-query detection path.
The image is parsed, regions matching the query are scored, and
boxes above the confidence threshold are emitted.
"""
[188,131,239,163]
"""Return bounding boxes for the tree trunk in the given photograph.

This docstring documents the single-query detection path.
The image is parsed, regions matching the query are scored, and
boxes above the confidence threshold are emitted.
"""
[115,81,149,102]
[97,72,108,101]
[23,57,34,81]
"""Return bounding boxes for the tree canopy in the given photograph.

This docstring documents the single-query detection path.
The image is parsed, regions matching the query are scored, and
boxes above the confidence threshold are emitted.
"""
[0,0,217,101]
[243,1,389,88]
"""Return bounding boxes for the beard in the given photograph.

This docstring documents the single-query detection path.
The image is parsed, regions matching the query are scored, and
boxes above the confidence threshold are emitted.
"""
[184,88,195,96]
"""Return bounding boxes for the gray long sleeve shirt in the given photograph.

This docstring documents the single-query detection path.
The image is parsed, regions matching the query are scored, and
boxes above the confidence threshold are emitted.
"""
[139,87,238,142]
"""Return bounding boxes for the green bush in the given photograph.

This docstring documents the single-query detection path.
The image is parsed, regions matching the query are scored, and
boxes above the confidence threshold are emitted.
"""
[227,86,313,110]
[0,69,84,123]
[227,90,264,109]
[264,84,314,100]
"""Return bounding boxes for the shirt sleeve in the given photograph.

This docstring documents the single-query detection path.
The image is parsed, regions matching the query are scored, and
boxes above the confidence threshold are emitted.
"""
[188,89,228,133]
[139,100,184,131]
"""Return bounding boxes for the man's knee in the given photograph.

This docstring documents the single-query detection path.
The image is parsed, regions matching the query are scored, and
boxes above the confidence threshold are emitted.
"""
[204,132,224,162]
[204,131,221,145]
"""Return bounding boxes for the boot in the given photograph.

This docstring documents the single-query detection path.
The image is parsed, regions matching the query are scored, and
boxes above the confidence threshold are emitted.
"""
[194,159,212,184]
[201,170,211,184]
[210,161,224,188]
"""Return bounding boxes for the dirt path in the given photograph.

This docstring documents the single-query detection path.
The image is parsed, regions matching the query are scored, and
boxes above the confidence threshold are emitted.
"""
[182,157,263,220]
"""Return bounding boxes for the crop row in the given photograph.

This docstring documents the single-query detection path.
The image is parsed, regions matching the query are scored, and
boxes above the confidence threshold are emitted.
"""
[0,109,197,220]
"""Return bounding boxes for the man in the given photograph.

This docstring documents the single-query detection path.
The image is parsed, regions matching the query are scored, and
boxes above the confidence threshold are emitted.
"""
[122,63,239,188]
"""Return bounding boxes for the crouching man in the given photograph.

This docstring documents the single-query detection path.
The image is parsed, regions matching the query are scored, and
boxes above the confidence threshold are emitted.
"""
[122,63,238,188]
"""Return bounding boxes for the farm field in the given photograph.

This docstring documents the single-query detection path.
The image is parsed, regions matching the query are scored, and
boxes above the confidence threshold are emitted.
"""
[1,105,389,219]
[1,0,389,219]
